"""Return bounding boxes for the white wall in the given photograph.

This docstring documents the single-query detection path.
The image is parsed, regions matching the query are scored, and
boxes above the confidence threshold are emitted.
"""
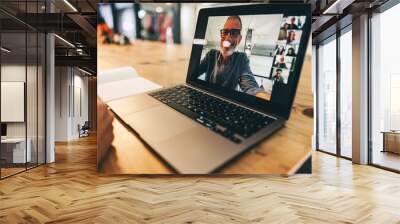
[55,67,69,141]
[54,67,89,141]
[1,65,38,137]
[1,63,46,163]
[1,82,25,122]
[72,73,89,138]
[75,74,89,123]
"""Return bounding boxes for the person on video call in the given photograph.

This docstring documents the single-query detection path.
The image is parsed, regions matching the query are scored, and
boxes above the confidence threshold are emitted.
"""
[287,31,297,44]
[278,23,289,40]
[285,17,299,30]
[275,45,285,55]
[286,47,296,56]
[272,68,285,84]
[274,56,288,69]
[196,16,270,100]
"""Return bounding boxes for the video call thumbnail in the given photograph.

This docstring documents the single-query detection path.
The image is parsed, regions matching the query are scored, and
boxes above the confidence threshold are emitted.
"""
[196,14,306,101]
[272,55,295,71]
[275,44,298,57]
[271,67,290,84]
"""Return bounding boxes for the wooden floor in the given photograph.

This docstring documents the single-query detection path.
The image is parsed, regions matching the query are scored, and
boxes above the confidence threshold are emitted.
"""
[372,150,400,171]
[1,163,46,178]
[0,135,400,223]
[1,167,26,178]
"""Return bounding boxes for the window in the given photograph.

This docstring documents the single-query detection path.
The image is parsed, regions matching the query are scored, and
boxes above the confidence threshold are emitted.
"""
[316,25,353,159]
[317,36,337,154]
[339,28,352,158]
[370,3,400,171]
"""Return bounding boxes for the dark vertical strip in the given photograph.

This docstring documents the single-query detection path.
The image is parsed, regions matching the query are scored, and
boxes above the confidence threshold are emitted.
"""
[36,0,39,167]
[174,3,181,44]
[315,44,319,151]
[25,0,28,171]
[44,1,47,164]
[134,3,142,39]
[383,133,386,152]
[367,12,373,165]
[336,28,341,157]
[88,78,91,131]
[111,4,119,34]
[44,15,47,164]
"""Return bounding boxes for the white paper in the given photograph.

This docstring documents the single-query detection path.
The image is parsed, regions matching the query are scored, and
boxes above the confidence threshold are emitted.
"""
[98,77,161,102]
[98,66,138,85]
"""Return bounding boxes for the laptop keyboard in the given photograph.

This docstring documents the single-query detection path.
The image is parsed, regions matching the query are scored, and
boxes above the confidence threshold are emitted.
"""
[149,85,275,144]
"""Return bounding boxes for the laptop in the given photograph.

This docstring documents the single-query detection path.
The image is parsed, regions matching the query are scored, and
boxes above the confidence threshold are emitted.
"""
[107,4,311,174]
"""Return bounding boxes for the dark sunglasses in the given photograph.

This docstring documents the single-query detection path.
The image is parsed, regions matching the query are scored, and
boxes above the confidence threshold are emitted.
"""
[220,29,241,37]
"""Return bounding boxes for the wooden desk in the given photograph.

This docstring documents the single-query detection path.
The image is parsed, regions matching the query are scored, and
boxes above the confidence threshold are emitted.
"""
[1,138,32,164]
[98,41,313,175]
[381,131,400,154]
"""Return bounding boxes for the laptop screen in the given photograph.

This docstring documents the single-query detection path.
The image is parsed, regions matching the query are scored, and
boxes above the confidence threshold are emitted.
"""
[187,4,311,119]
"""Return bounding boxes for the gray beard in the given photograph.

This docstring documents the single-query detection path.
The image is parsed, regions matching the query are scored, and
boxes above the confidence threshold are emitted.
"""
[220,46,235,58]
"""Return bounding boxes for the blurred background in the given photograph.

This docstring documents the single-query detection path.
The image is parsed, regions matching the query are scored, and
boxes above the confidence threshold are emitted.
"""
[98,3,311,55]
[98,3,226,45]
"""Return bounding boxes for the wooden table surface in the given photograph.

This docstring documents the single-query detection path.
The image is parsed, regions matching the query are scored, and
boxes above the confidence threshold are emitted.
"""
[98,40,313,175]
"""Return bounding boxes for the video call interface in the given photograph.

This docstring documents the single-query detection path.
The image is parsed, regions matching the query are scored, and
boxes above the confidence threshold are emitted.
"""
[196,14,306,101]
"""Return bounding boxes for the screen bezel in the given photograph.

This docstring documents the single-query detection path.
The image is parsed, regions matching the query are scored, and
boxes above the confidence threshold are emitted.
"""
[186,4,311,120]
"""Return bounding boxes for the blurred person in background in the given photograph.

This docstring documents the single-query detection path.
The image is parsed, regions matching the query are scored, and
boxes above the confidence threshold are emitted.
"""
[98,15,114,44]
[98,13,131,45]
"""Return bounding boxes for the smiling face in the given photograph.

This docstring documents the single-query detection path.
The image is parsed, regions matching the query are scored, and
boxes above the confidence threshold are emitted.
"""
[220,17,242,58]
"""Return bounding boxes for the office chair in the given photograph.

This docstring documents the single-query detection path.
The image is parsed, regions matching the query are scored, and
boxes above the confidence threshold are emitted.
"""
[79,121,90,138]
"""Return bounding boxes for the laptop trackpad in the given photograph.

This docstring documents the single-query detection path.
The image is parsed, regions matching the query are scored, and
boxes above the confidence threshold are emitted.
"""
[107,94,160,118]
[153,127,240,174]
[123,105,196,143]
